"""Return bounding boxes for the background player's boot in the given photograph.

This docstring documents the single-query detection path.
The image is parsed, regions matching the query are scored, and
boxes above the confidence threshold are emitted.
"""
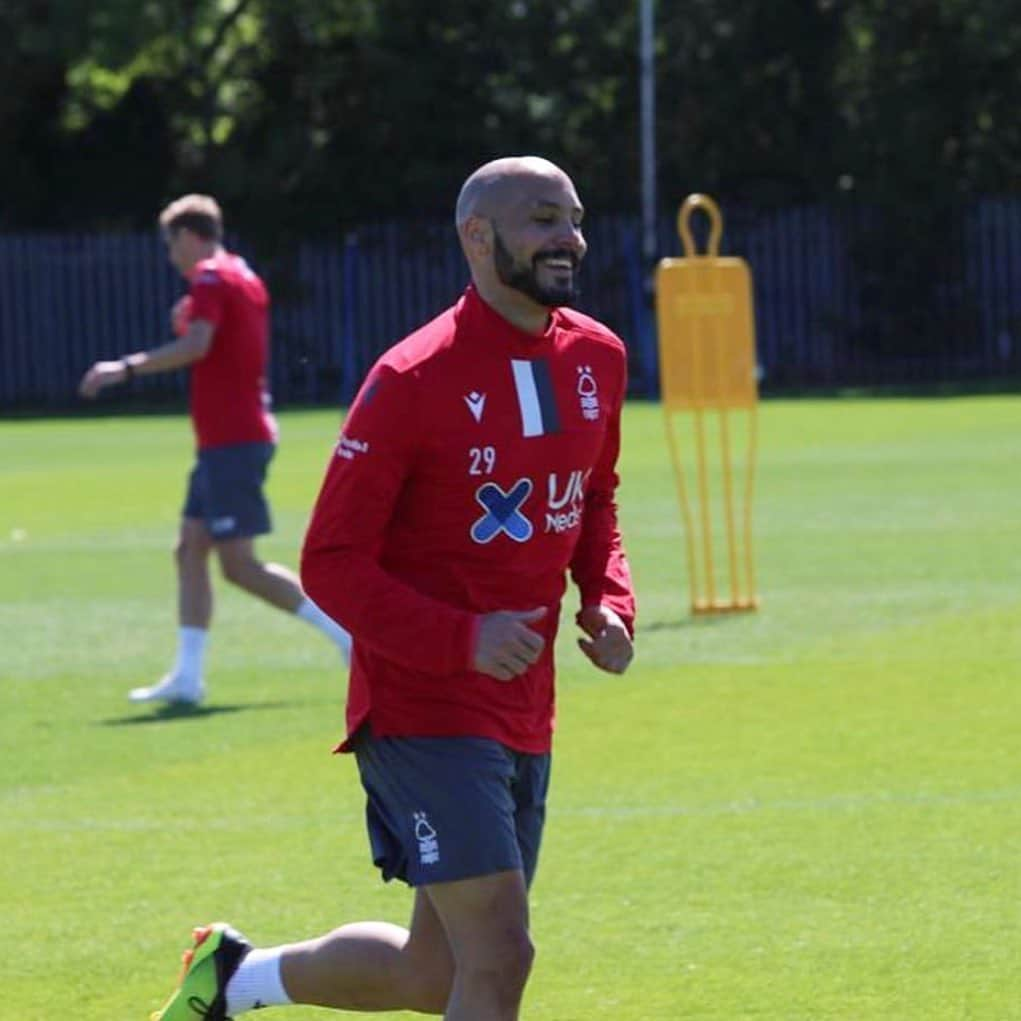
[129,673,205,704]
[150,923,251,1020]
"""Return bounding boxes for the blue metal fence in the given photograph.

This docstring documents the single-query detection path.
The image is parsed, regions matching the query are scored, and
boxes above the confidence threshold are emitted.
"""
[2,200,1020,411]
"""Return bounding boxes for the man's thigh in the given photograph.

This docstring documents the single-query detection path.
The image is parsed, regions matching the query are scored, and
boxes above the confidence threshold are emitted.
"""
[424,868,531,960]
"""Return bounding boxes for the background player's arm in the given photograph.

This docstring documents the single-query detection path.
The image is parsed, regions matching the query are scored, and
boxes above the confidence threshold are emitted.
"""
[78,320,214,398]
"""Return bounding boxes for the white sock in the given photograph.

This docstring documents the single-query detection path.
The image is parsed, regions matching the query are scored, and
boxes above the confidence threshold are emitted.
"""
[296,597,352,662]
[225,948,292,1015]
[173,627,207,681]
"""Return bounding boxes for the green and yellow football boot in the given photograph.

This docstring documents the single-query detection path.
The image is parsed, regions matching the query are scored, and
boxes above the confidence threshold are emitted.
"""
[149,922,251,1021]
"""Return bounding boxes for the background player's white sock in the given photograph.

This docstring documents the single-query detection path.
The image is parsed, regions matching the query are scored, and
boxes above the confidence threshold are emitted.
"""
[173,626,207,682]
[296,597,352,662]
[226,948,292,1014]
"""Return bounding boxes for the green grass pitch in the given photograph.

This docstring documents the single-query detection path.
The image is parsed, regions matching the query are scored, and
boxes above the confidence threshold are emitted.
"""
[1,396,1019,1020]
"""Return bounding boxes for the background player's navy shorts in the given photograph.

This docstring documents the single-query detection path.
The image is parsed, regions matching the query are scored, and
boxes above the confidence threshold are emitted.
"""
[353,730,552,889]
[182,442,275,541]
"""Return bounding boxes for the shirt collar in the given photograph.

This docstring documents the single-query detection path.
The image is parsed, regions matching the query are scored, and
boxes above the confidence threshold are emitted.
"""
[458,284,560,348]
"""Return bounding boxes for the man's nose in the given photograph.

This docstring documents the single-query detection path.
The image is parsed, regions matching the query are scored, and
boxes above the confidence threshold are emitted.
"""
[558,222,586,255]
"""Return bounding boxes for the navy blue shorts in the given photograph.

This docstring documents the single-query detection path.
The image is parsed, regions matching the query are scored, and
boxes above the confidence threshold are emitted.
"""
[353,730,552,889]
[182,442,275,541]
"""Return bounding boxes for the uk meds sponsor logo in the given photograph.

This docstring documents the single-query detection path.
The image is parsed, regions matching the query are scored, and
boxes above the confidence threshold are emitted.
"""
[469,471,589,543]
[545,469,589,534]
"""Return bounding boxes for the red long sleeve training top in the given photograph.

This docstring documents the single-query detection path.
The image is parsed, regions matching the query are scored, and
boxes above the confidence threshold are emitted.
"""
[301,285,636,754]
[185,250,276,450]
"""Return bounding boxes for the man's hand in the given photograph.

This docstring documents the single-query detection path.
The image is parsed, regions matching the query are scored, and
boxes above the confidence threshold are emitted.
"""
[473,607,547,681]
[577,605,633,674]
[79,360,129,399]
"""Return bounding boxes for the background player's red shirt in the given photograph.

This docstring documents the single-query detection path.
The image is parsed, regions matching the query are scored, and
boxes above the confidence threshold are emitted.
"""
[301,286,636,754]
[186,250,277,450]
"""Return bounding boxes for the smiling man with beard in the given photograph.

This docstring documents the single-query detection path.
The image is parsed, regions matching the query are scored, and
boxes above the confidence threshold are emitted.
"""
[147,157,636,1021]
[463,155,585,319]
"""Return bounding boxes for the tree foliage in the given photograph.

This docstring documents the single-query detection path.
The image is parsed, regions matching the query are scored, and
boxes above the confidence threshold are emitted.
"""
[1,0,1019,241]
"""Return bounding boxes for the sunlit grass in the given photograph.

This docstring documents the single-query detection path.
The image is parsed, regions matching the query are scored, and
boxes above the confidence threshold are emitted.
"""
[2,396,1019,1019]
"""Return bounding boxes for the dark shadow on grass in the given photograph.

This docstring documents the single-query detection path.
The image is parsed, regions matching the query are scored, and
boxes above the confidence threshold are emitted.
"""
[637,618,692,633]
[98,700,301,726]
[638,613,757,633]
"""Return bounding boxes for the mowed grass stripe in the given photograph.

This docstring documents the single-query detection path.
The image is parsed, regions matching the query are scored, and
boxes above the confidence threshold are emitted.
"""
[1,396,1019,1019]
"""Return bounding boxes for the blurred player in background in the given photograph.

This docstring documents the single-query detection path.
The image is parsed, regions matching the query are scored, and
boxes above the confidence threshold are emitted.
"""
[144,158,635,1021]
[79,194,350,705]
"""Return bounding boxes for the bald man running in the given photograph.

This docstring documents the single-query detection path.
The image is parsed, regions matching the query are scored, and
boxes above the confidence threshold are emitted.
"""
[146,156,636,1021]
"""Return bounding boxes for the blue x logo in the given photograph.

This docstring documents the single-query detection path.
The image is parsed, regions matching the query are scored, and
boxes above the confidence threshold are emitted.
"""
[471,479,534,544]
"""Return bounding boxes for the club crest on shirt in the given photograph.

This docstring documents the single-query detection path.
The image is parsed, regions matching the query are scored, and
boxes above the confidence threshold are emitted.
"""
[577,365,600,421]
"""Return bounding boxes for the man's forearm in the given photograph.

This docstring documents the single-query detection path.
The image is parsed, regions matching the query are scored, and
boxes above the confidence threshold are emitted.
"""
[124,330,210,376]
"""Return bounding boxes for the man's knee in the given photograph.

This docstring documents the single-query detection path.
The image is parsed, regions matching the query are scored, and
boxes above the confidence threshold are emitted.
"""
[400,928,533,1013]
[218,550,257,588]
[466,925,534,985]
[448,912,534,1006]
[175,532,209,570]
[454,927,533,1012]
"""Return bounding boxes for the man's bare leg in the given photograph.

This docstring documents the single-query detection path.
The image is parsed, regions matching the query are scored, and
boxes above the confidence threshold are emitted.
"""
[178,517,214,627]
[229,871,529,1019]
[216,537,303,612]
[426,869,533,1021]
[266,890,453,1013]
[129,517,212,702]
[215,538,350,657]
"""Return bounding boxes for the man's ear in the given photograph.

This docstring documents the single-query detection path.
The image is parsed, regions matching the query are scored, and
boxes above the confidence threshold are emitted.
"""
[462,216,492,256]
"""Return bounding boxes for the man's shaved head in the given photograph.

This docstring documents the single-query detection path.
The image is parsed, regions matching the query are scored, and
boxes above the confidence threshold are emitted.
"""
[454,155,587,329]
[455,156,575,227]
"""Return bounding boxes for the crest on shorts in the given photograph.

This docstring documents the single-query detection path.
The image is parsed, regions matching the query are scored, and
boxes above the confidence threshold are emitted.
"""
[413,812,440,866]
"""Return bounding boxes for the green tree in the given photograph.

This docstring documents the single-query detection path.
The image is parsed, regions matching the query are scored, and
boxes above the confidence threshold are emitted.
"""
[2,0,1021,243]
[655,0,844,209]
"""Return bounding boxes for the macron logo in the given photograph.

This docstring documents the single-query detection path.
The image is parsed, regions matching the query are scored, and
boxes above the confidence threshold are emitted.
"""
[464,391,486,423]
